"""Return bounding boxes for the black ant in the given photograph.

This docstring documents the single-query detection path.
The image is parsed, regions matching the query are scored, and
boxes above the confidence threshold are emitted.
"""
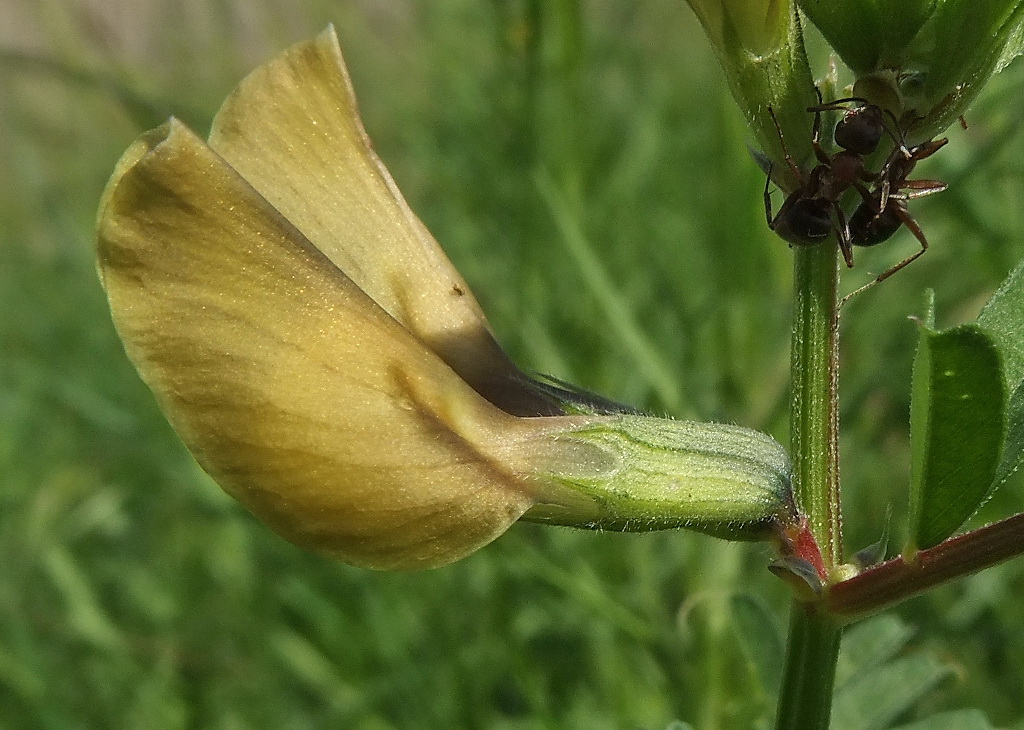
[840,136,948,302]
[765,93,949,299]
[764,94,900,267]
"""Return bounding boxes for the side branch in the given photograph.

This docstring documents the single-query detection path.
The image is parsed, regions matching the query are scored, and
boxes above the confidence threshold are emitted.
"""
[828,512,1024,622]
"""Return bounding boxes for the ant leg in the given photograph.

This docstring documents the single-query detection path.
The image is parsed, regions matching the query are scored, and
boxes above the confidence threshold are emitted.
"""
[764,163,804,234]
[832,203,855,268]
[852,180,880,212]
[808,88,832,166]
[874,141,908,211]
[768,105,804,185]
[880,177,892,212]
[840,205,929,306]
[909,138,949,164]
[807,96,871,112]
[763,162,775,226]
[879,108,910,159]
[877,139,948,209]
[901,178,948,200]
[873,205,928,285]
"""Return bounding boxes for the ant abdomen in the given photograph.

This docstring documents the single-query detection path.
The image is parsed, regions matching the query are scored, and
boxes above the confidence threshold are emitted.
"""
[774,198,834,246]
[849,201,902,247]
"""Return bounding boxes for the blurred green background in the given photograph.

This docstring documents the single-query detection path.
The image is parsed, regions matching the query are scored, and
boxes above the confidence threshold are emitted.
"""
[3,1,1024,728]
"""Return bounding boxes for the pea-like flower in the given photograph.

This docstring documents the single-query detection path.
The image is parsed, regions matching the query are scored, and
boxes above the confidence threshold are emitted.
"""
[96,27,797,570]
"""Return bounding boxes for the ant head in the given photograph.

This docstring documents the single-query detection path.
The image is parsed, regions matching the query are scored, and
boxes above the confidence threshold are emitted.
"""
[834,103,884,156]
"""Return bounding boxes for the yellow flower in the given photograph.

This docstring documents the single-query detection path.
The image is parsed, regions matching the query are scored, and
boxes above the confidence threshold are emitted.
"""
[97,27,796,570]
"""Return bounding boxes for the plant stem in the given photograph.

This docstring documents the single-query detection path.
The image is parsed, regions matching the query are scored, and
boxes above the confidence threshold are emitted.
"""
[789,243,843,567]
[828,511,1024,622]
[775,606,843,730]
[776,242,843,728]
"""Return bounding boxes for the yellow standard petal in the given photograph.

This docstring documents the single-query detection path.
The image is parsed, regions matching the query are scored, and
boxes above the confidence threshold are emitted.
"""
[206,26,542,415]
[96,119,544,570]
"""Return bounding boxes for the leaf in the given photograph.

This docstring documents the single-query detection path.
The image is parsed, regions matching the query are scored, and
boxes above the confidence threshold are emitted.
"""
[833,617,972,730]
[831,652,954,730]
[996,5,1024,72]
[834,615,916,690]
[908,295,1006,550]
[978,258,1024,484]
[729,593,785,698]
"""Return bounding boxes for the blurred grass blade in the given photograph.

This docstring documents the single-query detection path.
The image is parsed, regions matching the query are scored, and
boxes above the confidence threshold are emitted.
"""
[977,258,1024,484]
[908,296,1006,551]
[0,49,170,129]
[42,546,128,654]
[268,628,359,709]
[893,709,997,730]
[536,172,681,412]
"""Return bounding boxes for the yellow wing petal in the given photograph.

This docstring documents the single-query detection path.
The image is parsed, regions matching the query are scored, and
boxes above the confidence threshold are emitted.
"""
[207,26,541,414]
[97,119,535,570]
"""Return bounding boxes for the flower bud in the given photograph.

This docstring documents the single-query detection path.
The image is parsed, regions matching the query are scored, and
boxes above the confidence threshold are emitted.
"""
[685,0,791,58]
[683,0,819,181]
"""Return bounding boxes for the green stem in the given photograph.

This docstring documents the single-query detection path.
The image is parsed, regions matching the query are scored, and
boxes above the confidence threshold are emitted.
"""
[789,243,843,568]
[775,606,843,730]
[777,242,844,727]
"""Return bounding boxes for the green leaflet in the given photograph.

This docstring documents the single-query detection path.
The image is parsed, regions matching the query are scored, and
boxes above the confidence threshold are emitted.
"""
[978,257,1024,485]
[799,0,1024,139]
[908,295,1006,551]
[832,639,954,730]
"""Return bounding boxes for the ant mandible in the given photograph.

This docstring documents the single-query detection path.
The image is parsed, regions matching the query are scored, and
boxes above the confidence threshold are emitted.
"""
[764,92,900,267]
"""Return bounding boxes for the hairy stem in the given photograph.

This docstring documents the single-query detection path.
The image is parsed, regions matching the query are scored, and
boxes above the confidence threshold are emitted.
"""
[829,512,1024,622]
[776,242,843,728]
[789,243,842,567]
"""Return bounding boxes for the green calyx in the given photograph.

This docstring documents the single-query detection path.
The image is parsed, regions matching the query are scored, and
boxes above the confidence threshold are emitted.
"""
[525,415,798,541]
